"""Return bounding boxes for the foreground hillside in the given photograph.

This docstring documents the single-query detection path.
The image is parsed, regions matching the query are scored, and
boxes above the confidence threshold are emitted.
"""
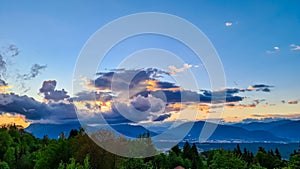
[2,125,300,169]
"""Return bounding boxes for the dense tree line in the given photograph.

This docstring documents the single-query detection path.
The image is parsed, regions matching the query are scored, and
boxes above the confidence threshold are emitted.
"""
[1,125,300,169]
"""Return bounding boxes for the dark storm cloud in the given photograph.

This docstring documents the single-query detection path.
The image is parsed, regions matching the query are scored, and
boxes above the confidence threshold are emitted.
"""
[93,96,166,124]
[202,88,241,96]
[39,80,70,101]
[92,68,245,104]
[100,102,132,124]
[153,114,171,122]
[93,68,169,90]
[130,95,151,112]
[0,93,46,120]
[77,68,246,124]
[145,89,243,103]
[40,80,56,93]
[0,93,77,122]
[155,81,178,89]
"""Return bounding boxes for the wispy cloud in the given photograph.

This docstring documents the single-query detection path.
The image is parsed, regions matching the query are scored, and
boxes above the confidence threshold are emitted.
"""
[168,63,192,75]
[225,22,233,27]
[290,44,300,51]
[266,46,280,54]
[249,113,300,121]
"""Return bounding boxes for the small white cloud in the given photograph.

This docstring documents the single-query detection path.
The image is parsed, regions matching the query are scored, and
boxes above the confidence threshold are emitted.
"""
[225,22,233,27]
[168,63,192,75]
[290,44,300,51]
[266,46,280,54]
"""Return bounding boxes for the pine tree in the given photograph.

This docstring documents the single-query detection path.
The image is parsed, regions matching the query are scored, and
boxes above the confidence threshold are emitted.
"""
[275,148,281,160]
[234,144,242,157]
[183,141,191,159]
[171,145,181,156]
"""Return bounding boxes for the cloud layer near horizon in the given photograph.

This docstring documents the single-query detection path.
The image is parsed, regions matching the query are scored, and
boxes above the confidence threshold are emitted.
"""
[0,65,289,127]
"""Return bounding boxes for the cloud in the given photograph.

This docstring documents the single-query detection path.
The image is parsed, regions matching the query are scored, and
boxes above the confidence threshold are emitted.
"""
[0,55,6,74]
[107,95,166,123]
[0,44,19,78]
[226,103,256,109]
[0,93,77,123]
[6,44,19,57]
[168,63,192,75]
[75,93,168,124]
[153,114,171,121]
[139,88,243,104]
[131,95,151,112]
[39,80,70,102]
[1,45,46,93]
[99,101,149,124]
[90,69,245,105]
[72,91,113,102]
[0,79,8,86]
[0,113,30,128]
[93,68,165,92]
[19,64,47,80]
[225,22,232,27]
[288,100,298,104]
[290,44,300,51]
[145,80,180,91]
[266,46,280,54]
[75,68,259,125]
[247,84,273,92]
[248,113,300,121]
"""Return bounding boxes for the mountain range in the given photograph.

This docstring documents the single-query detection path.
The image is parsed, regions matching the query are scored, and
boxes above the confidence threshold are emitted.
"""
[25,119,300,142]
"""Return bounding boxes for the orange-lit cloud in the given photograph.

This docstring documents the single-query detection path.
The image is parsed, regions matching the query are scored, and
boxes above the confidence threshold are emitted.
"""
[0,113,30,128]
[73,100,112,113]
[288,100,298,104]
[0,85,12,94]
[166,102,186,111]
[250,113,300,120]
[145,79,159,91]
[198,104,211,113]
[145,79,180,91]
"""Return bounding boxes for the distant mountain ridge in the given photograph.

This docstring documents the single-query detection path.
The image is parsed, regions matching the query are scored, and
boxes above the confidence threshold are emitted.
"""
[233,119,300,141]
[25,119,300,142]
[169,121,287,142]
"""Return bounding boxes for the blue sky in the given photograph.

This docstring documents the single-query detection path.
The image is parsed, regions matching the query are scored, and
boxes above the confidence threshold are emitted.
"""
[0,0,300,125]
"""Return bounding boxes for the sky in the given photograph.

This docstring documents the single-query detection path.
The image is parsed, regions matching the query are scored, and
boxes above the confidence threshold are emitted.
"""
[0,0,300,129]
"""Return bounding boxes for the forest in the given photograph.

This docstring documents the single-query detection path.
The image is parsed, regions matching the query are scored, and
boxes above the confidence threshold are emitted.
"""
[0,125,300,169]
